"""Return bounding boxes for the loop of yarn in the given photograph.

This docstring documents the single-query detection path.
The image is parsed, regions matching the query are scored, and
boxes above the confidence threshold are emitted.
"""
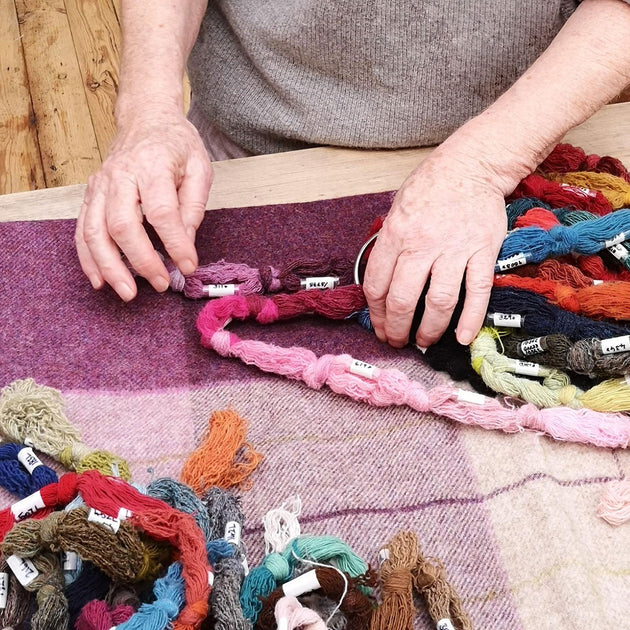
[75,600,135,630]
[181,409,263,495]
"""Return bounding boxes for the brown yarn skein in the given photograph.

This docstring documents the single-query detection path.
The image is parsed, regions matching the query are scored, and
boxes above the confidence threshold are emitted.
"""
[369,531,418,630]
[257,566,376,630]
[0,555,31,629]
[412,554,472,630]
[2,507,148,583]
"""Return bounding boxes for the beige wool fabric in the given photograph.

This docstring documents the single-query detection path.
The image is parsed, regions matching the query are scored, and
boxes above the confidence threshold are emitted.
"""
[188,0,581,154]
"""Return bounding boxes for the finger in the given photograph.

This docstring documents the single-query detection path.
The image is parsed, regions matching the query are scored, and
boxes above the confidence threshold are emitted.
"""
[455,250,496,345]
[178,158,213,242]
[363,230,399,342]
[384,250,431,348]
[415,256,466,348]
[82,182,138,301]
[75,197,104,290]
[139,171,197,275]
[106,175,170,292]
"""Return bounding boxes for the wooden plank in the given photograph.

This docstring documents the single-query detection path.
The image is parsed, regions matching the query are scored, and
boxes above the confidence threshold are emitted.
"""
[64,0,121,156]
[15,0,101,188]
[0,0,45,194]
[2,101,630,223]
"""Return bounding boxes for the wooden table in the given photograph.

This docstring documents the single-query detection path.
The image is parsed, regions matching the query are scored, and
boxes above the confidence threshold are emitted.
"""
[2,101,629,222]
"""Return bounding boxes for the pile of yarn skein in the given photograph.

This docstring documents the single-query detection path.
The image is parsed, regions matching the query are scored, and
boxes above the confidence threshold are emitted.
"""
[0,378,471,630]
[164,143,630,526]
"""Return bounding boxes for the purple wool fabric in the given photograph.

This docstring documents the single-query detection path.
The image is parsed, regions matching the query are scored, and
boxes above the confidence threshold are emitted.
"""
[1,192,628,628]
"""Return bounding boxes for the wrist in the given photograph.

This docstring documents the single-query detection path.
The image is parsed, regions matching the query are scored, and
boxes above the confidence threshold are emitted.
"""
[115,90,184,129]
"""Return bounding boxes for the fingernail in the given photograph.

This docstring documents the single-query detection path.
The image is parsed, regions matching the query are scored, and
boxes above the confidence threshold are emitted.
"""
[115,281,136,302]
[180,258,196,275]
[155,276,170,292]
[88,274,103,290]
[457,329,474,345]
[374,330,387,342]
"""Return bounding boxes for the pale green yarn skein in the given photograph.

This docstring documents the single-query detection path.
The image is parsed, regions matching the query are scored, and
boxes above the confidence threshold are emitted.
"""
[0,379,131,480]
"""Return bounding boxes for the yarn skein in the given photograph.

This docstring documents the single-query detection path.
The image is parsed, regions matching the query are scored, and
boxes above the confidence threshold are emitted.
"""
[0,443,57,498]
[0,379,131,480]
[196,287,630,448]
[546,171,630,209]
[274,596,327,630]
[539,143,630,183]
[75,600,135,630]
[181,409,263,495]
[0,555,31,630]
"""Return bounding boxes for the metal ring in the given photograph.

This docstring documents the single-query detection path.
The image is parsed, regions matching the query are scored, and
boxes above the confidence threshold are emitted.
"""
[353,230,380,285]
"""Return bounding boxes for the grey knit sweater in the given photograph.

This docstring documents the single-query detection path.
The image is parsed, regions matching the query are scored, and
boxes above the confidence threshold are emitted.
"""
[188,1,582,155]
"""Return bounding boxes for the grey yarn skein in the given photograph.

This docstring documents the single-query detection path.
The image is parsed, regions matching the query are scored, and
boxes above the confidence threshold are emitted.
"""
[203,487,251,630]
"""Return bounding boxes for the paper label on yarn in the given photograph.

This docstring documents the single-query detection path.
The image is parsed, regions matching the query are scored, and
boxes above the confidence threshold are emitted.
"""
[6,555,38,587]
[491,313,522,328]
[600,335,630,355]
[282,569,321,598]
[593,279,604,285]
[242,557,249,576]
[378,548,390,565]
[0,573,8,609]
[519,337,544,356]
[224,521,241,546]
[118,508,133,521]
[11,490,45,521]
[605,232,626,248]
[303,276,339,290]
[208,570,214,587]
[17,447,43,474]
[62,551,78,571]
[495,253,527,272]
[23,437,34,448]
[560,183,596,198]
[506,358,541,377]
[202,284,236,297]
[456,389,487,405]
[436,620,456,630]
[277,618,289,630]
[87,508,121,534]
[607,243,629,261]
[349,359,376,379]
[624,374,630,387]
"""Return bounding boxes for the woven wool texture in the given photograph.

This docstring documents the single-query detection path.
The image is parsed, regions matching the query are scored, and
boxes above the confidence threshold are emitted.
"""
[1,192,630,628]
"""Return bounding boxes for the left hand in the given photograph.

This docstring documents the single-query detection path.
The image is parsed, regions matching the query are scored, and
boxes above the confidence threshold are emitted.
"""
[363,146,511,349]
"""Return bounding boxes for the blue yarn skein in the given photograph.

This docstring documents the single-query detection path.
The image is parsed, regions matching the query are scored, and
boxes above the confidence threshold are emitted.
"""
[0,443,57,498]
[489,287,630,341]
[499,208,630,263]
[116,539,233,630]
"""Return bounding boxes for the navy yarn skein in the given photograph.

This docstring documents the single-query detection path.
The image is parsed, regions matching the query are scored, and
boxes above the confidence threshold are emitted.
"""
[0,443,57,497]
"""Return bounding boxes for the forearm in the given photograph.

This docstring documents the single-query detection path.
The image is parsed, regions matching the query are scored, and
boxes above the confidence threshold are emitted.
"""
[116,0,208,123]
[443,0,630,191]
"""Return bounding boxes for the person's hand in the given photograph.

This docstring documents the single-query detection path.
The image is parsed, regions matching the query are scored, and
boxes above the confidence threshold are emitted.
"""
[75,107,212,301]
[363,146,513,349]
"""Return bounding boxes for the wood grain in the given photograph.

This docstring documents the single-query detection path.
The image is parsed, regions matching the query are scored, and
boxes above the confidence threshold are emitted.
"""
[0,0,45,193]
[64,0,121,156]
[15,0,100,188]
[2,101,629,224]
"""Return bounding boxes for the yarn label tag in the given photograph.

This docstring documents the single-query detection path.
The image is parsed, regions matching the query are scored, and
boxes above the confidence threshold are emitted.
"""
[600,335,630,355]
[560,183,596,198]
[605,232,626,248]
[491,313,522,328]
[63,551,78,571]
[302,276,339,290]
[607,243,629,261]
[625,374,630,387]
[495,253,527,272]
[203,284,236,297]
[349,359,376,379]
[242,557,249,576]
[282,570,321,598]
[593,279,604,285]
[11,490,45,521]
[506,358,541,377]
[0,572,7,609]
[7,555,39,587]
[277,619,289,630]
[118,508,133,521]
[519,337,544,356]
[436,620,456,630]
[87,508,121,534]
[224,521,241,546]
[17,447,43,474]
[208,570,214,587]
[456,389,487,405]
[378,548,390,564]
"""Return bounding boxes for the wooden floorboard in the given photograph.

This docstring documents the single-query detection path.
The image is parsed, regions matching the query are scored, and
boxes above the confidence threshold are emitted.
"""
[14,0,101,189]
[0,0,45,193]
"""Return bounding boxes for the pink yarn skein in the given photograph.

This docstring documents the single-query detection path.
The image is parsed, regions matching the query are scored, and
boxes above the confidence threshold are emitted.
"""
[275,597,327,630]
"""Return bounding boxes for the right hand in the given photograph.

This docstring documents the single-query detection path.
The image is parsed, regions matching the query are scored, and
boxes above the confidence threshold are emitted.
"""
[75,106,213,301]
